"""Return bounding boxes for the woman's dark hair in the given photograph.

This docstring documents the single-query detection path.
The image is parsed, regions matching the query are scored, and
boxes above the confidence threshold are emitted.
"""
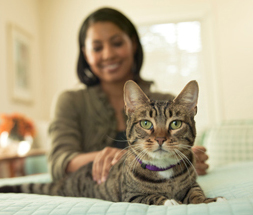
[77,7,143,86]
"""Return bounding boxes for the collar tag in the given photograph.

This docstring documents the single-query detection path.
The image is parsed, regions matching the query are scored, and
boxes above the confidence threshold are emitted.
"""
[141,163,147,169]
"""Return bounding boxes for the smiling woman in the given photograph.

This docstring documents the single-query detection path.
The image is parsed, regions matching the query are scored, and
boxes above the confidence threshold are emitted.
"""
[47,7,209,185]
[77,7,143,87]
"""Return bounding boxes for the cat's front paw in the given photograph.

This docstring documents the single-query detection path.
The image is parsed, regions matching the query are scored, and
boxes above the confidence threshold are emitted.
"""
[164,199,180,206]
[216,197,227,202]
[203,197,226,203]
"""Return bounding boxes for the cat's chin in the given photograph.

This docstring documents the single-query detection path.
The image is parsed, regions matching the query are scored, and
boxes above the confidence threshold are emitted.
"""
[152,151,170,160]
[150,149,173,160]
[153,148,168,154]
[143,152,179,169]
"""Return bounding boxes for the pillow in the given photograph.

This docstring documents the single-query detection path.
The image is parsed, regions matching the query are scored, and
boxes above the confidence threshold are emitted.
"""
[201,120,253,169]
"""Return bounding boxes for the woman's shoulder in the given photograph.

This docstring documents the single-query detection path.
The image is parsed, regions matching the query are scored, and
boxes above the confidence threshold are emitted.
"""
[57,83,103,107]
[54,83,105,111]
[58,84,88,98]
[51,84,90,115]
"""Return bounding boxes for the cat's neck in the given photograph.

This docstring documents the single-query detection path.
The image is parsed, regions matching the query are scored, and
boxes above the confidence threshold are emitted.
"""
[126,150,187,179]
[136,157,182,171]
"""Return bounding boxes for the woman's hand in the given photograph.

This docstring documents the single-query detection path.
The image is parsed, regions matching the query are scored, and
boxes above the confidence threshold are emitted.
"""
[192,146,209,175]
[92,147,126,184]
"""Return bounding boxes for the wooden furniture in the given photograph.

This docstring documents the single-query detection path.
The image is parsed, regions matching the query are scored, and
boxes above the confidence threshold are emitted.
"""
[0,149,46,178]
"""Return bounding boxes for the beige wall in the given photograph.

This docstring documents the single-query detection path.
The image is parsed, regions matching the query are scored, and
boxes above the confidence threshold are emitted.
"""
[0,0,43,119]
[212,0,253,120]
[0,0,253,123]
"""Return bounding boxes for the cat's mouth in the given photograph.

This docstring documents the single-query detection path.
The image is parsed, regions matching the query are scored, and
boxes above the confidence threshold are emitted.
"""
[153,148,168,154]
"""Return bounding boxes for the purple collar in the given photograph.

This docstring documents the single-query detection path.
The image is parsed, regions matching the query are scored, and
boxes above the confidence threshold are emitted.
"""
[136,157,182,171]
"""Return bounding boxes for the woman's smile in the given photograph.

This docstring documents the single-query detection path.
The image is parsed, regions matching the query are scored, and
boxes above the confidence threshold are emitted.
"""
[101,62,121,72]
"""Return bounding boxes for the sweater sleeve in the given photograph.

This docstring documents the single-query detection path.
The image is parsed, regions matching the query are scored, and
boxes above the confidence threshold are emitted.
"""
[47,90,83,181]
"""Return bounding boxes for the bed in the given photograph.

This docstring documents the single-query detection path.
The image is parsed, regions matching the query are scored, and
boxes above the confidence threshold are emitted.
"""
[0,120,253,215]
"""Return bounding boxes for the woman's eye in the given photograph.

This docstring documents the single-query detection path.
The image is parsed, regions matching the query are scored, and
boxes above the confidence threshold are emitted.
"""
[113,41,123,47]
[170,120,182,130]
[140,120,153,130]
[93,46,102,52]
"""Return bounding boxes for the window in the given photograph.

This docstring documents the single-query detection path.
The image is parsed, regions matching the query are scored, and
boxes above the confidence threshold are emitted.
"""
[139,21,210,132]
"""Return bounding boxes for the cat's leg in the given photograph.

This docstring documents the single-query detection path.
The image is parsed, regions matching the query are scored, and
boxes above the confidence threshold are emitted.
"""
[202,197,227,203]
[182,182,225,204]
[124,194,181,205]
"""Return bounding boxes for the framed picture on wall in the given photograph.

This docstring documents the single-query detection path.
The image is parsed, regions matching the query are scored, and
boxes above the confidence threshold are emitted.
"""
[7,24,33,103]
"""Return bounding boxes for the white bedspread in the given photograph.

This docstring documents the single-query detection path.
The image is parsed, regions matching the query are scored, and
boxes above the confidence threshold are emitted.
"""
[0,161,252,215]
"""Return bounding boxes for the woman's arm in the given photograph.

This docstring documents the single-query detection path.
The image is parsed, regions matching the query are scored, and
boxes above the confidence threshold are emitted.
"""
[66,151,99,173]
[48,90,127,182]
[66,147,126,184]
[48,90,85,181]
[192,146,209,175]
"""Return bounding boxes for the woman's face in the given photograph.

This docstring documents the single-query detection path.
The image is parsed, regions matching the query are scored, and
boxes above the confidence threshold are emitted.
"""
[83,21,136,84]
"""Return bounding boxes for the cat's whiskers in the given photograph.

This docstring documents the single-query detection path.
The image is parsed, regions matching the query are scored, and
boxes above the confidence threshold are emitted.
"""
[119,143,139,155]
[171,150,184,174]
[106,134,128,142]
[177,144,205,163]
[122,145,141,161]
[131,149,148,173]
[174,149,197,179]
[121,145,146,174]
[128,151,141,174]
[177,144,191,149]
[182,144,207,161]
[174,149,192,167]
[129,148,149,174]
[173,149,193,186]
[115,144,131,158]
[191,147,206,153]
[112,141,145,168]
[176,145,193,158]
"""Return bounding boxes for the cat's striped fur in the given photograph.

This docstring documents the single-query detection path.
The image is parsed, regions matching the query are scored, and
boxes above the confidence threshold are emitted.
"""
[0,80,222,205]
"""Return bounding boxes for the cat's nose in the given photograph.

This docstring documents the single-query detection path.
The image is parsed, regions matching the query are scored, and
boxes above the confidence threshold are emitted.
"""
[155,137,166,146]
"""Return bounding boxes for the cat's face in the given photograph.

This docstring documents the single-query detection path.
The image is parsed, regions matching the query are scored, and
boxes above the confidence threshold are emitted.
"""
[124,80,198,165]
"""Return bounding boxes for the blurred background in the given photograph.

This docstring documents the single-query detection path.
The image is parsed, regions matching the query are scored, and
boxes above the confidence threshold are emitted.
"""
[0,0,253,176]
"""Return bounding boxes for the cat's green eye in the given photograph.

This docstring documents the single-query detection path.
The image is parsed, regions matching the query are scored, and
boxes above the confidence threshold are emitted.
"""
[140,120,153,130]
[170,120,182,130]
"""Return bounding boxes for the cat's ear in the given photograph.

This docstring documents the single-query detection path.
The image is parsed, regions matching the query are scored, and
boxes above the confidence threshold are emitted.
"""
[173,80,199,115]
[124,80,150,115]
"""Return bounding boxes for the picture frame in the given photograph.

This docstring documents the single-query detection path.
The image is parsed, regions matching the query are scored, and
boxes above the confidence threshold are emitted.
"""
[7,24,33,103]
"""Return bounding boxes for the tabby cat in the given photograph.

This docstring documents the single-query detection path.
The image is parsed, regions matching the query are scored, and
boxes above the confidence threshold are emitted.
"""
[0,80,223,206]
